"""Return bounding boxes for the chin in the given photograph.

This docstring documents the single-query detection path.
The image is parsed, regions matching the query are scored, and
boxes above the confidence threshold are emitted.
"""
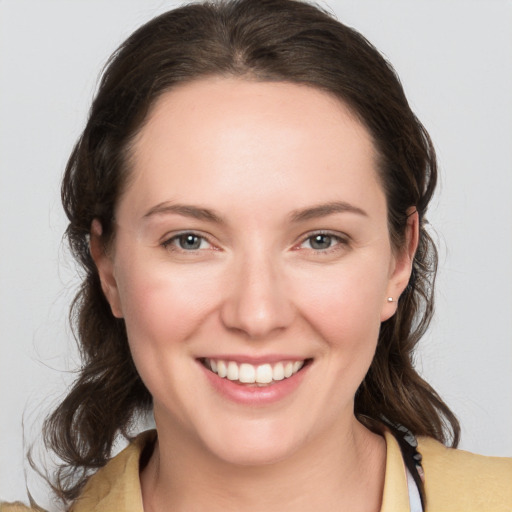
[198,418,303,467]
[210,440,298,467]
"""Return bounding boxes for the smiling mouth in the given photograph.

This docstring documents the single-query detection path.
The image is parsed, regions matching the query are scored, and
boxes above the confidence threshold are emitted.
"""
[200,358,311,386]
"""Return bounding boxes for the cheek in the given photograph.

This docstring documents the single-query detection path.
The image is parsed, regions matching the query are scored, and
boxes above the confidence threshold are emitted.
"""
[289,256,390,397]
[284,260,389,417]
[112,255,224,416]
[293,260,389,346]
[114,256,221,351]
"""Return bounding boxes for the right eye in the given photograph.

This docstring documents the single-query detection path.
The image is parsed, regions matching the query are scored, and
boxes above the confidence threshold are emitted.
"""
[303,233,339,251]
[162,232,212,252]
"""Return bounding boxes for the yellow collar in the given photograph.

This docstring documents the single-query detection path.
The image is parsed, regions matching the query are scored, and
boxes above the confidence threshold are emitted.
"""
[71,430,409,512]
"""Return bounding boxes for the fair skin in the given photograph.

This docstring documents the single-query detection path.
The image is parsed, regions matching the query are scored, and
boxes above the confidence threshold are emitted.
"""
[91,78,418,512]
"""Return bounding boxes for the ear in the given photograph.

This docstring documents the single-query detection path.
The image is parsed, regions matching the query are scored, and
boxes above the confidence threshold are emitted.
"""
[89,219,123,318]
[381,208,419,322]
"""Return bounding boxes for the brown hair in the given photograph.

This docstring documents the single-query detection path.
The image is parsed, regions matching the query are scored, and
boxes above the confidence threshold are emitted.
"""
[45,0,459,503]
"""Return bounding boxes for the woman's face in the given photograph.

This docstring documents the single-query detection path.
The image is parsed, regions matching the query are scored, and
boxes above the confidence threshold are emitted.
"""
[93,78,415,465]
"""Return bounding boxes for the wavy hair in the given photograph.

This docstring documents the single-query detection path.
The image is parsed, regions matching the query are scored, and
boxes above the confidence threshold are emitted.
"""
[44,0,459,504]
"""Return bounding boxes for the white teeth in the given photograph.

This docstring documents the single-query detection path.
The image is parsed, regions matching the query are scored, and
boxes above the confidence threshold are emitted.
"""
[217,360,227,378]
[273,362,285,381]
[256,364,273,384]
[239,363,256,383]
[205,358,306,385]
[227,361,239,381]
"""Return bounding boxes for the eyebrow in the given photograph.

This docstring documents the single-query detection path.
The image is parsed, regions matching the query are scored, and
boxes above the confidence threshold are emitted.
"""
[290,201,368,222]
[142,200,367,224]
[143,202,224,224]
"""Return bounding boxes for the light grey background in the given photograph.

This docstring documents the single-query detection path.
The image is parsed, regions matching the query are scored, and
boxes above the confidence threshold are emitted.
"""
[1,0,511,507]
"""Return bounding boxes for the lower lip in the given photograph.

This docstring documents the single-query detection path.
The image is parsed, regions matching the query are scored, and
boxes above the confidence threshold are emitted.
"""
[199,361,310,405]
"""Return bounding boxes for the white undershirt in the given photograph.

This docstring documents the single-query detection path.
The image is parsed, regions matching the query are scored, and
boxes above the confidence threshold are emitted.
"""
[406,466,423,512]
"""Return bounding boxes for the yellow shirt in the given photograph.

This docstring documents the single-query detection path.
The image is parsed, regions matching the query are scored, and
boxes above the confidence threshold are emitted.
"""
[3,430,512,511]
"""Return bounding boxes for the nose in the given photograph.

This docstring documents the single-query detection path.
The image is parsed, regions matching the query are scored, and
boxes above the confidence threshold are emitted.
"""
[220,252,294,340]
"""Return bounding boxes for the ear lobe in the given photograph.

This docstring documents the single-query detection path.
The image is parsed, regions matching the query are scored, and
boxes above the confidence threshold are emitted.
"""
[89,219,123,318]
[381,208,419,321]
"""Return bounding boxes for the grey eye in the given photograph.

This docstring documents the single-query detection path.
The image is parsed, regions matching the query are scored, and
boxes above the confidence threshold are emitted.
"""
[177,234,203,250]
[309,234,334,250]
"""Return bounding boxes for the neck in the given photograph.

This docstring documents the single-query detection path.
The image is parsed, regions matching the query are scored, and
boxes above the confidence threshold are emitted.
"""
[141,416,386,512]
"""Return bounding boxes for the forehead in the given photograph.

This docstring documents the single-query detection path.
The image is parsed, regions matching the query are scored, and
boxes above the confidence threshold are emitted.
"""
[121,78,384,221]
[133,77,374,159]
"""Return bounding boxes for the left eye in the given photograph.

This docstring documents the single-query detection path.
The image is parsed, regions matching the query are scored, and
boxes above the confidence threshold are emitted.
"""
[164,233,210,251]
[301,233,342,251]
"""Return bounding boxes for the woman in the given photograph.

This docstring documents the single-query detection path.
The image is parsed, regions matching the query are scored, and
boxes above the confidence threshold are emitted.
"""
[3,0,511,511]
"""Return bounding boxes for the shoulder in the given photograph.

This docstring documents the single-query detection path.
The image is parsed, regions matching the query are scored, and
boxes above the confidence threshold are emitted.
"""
[1,432,156,512]
[418,436,512,511]
[69,430,156,512]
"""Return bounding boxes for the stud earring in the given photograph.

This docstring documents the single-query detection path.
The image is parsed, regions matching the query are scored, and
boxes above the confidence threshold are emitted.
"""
[387,297,394,303]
